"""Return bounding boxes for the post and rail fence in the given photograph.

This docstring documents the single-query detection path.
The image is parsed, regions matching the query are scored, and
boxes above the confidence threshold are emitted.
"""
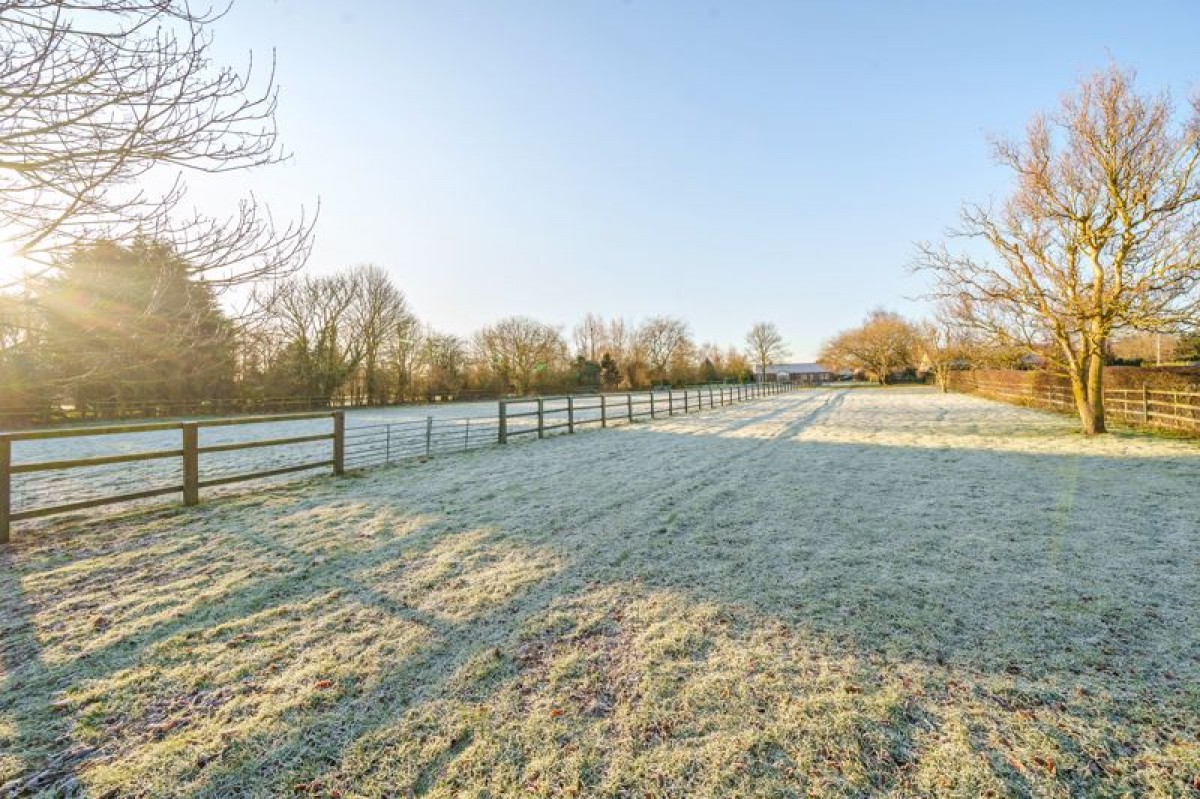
[948,370,1200,435]
[0,412,345,544]
[497,380,796,443]
[0,380,799,543]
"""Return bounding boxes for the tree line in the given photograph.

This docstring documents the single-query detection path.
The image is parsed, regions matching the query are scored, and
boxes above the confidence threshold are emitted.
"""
[0,242,790,423]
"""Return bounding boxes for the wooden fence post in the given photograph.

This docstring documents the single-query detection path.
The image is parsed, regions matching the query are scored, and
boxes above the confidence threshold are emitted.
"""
[567,396,575,433]
[1142,384,1149,425]
[182,423,199,505]
[650,391,656,419]
[627,393,633,423]
[668,391,674,416]
[600,395,607,428]
[709,386,713,408]
[464,419,470,450]
[498,401,508,444]
[0,436,10,544]
[424,416,434,457]
[537,399,545,439]
[333,412,346,475]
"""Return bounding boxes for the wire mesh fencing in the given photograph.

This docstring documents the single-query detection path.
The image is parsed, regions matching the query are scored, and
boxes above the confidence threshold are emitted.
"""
[343,416,501,470]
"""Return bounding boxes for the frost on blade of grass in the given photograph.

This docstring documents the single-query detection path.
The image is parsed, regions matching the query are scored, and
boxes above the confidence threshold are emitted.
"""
[1,387,1199,797]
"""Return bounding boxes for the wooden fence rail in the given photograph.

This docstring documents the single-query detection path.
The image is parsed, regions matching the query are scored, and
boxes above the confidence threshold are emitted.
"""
[963,378,1200,435]
[498,380,796,443]
[1,381,802,543]
[0,412,343,543]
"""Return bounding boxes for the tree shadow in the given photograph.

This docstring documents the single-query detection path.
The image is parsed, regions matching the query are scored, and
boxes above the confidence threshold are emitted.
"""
[2,390,1198,795]
[0,548,89,796]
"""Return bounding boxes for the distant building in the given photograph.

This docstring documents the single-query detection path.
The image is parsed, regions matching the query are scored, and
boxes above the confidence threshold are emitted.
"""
[762,362,836,384]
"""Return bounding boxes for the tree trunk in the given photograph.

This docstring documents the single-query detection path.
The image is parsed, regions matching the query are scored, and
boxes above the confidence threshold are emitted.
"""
[1086,346,1106,434]
[1068,371,1099,435]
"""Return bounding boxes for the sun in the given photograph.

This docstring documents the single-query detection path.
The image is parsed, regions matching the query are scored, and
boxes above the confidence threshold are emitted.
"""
[0,246,34,289]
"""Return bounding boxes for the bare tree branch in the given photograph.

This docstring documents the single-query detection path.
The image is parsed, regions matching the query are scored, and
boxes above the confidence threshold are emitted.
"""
[0,0,316,289]
[914,65,1200,434]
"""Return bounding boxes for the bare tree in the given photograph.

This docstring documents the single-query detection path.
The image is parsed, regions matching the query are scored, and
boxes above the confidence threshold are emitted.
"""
[745,322,790,379]
[605,317,630,360]
[915,66,1200,434]
[572,313,606,362]
[602,316,634,386]
[417,327,467,398]
[916,319,965,393]
[635,316,692,384]
[820,309,918,385]
[474,316,568,395]
[257,273,361,401]
[0,1,314,288]
[724,346,753,382]
[390,320,425,402]
[346,265,415,405]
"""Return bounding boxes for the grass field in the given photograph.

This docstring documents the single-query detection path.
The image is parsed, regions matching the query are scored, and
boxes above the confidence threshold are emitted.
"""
[2,388,1198,797]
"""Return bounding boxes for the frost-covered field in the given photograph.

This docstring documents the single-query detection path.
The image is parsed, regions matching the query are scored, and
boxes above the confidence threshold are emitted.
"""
[2,388,1199,797]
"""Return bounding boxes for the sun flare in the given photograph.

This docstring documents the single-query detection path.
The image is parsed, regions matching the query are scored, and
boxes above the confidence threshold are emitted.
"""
[0,247,33,287]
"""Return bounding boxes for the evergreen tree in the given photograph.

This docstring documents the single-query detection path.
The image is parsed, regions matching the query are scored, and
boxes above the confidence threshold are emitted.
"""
[599,352,621,389]
[39,239,236,411]
[573,355,601,388]
[1177,329,1200,363]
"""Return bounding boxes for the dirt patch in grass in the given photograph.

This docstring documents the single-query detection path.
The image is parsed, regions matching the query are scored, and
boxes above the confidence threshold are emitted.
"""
[2,389,1198,797]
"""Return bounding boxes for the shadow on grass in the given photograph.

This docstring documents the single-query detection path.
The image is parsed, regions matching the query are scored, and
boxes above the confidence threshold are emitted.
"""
[0,548,89,796]
[1,389,1198,795]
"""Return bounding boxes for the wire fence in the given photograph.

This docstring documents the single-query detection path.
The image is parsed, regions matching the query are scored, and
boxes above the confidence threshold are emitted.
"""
[0,381,800,542]
[342,417,501,470]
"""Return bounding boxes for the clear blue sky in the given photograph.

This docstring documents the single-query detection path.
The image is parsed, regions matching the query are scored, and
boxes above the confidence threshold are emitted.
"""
[202,0,1199,359]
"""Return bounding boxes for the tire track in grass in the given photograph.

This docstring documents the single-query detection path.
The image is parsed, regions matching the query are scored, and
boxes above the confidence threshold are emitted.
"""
[429,393,835,583]
[216,395,835,794]
[555,394,848,584]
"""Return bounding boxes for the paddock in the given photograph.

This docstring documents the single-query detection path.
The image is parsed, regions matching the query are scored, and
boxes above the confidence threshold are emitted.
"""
[1,388,1197,796]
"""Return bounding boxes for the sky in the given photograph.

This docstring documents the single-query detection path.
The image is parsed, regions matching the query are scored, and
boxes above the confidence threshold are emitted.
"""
[128,1,1200,358]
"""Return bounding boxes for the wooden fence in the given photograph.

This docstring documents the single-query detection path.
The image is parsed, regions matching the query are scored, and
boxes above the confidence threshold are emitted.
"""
[950,371,1200,435]
[0,392,489,428]
[0,381,799,543]
[0,412,344,543]
[498,381,796,442]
